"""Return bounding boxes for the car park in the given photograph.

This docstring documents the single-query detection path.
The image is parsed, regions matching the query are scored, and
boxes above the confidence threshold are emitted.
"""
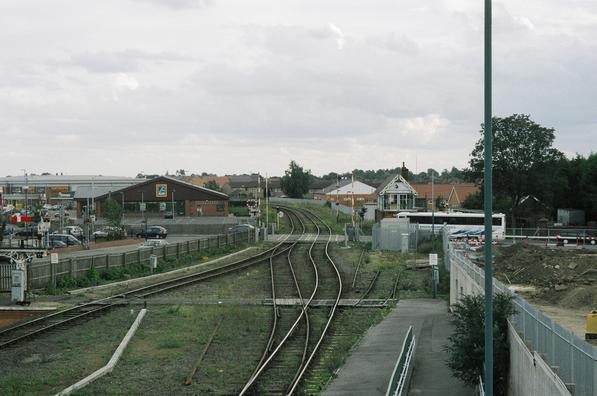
[136,226,168,239]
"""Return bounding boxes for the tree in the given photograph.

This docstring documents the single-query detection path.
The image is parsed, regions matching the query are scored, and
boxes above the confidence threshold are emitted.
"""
[203,180,222,192]
[446,293,515,396]
[103,197,123,227]
[465,114,564,227]
[281,160,311,198]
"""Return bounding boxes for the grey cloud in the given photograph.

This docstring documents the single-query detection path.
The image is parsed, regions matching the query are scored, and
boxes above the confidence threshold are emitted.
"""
[69,49,195,73]
[367,33,419,55]
[132,0,213,9]
[1,0,595,177]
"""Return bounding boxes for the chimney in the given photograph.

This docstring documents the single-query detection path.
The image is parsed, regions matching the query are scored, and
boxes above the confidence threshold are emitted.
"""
[400,162,409,180]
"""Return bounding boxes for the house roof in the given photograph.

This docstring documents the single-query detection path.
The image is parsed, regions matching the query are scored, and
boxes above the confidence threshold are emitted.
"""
[412,183,479,204]
[375,174,417,196]
[320,179,352,194]
[73,186,118,199]
[308,179,333,191]
[326,180,376,195]
[92,175,228,201]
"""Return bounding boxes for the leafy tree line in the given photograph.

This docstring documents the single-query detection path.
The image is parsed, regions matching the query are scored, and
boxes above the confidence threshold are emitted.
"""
[463,114,597,225]
[317,166,466,187]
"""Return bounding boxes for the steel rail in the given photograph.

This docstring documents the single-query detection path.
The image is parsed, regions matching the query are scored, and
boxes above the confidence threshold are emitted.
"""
[247,211,299,381]
[353,270,380,307]
[287,208,343,396]
[351,249,366,289]
[239,207,321,396]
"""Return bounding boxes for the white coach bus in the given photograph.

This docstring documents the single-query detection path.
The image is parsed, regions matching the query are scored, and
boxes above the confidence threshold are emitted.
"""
[395,211,506,240]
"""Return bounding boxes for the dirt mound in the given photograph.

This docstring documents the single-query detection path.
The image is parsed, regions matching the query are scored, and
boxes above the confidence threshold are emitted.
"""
[559,287,597,310]
[493,244,597,288]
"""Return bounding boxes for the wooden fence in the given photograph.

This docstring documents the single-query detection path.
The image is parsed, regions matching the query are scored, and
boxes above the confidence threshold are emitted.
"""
[21,231,255,291]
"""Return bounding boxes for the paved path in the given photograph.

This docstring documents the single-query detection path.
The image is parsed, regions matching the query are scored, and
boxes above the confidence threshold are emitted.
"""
[407,300,474,396]
[322,299,473,396]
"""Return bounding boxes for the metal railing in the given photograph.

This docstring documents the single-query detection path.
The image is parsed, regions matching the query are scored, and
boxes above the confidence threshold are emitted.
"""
[385,325,416,396]
[448,244,597,396]
[478,376,485,396]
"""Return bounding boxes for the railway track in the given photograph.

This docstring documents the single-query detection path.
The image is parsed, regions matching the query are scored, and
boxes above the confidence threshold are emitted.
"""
[0,230,299,350]
[239,206,343,395]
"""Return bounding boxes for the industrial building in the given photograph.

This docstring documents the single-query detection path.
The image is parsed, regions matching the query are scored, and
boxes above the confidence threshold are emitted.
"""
[0,174,142,208]
[82,176,229,218]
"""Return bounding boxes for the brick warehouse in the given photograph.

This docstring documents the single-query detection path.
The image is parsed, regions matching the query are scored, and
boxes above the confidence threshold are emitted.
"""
[78,176,229,218]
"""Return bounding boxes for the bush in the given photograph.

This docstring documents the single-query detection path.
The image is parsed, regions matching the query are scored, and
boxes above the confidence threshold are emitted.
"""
[445,293,515,396]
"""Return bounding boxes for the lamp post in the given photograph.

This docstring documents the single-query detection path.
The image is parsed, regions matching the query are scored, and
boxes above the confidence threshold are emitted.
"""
[21,169,28,234]
[120,192,125,223]
[171,189,175,219]
[483,1,494,394]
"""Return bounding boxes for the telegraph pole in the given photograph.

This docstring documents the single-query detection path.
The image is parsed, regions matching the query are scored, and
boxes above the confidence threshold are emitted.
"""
[484,0,494,394]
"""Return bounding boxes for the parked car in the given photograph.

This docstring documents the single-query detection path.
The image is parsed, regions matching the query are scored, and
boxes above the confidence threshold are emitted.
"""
[64,226,83,238]
[136,226,168,239]
[48,239,68,249]
[93,226,126,240]
[141,239,169,248]
[228,224,255,233]
[53,211,70,219]
[2,225,18,237]
[163,211,173,219]
[49,234,81,246]
[15,226,39,238]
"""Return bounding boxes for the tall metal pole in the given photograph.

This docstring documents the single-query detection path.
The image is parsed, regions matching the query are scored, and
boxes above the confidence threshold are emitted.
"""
[22,169,28,234]
[484,0,494,394]
[431,172,435,252]
[351,172,355,227]
[120,191,125,224]
[265,174,269,238]
[171,189,175,219]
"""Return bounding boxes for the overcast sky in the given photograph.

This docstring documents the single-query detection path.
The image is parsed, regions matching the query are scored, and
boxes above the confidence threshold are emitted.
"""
[1,0,595,178]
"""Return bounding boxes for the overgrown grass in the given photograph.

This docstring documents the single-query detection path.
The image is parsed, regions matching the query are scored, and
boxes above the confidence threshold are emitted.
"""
[78,305,272,395]
[43,244,247,295]
[0,308,135,395]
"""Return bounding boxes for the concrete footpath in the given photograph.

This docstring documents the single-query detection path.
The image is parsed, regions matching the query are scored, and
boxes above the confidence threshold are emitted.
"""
[322,299,473,396]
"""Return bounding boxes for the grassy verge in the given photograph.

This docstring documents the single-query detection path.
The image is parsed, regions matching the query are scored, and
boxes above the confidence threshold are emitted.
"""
[78,305,271,395]
[0,308,135,395]
[44,243,253,295]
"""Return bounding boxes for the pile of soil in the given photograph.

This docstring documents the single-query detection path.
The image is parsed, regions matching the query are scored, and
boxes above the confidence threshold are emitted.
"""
[490,244,597,309]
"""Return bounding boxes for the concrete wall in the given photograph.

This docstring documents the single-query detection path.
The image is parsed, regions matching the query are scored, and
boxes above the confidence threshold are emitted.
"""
[450,252,572,396]
[449,254,483,305]
[508,321,571,396]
